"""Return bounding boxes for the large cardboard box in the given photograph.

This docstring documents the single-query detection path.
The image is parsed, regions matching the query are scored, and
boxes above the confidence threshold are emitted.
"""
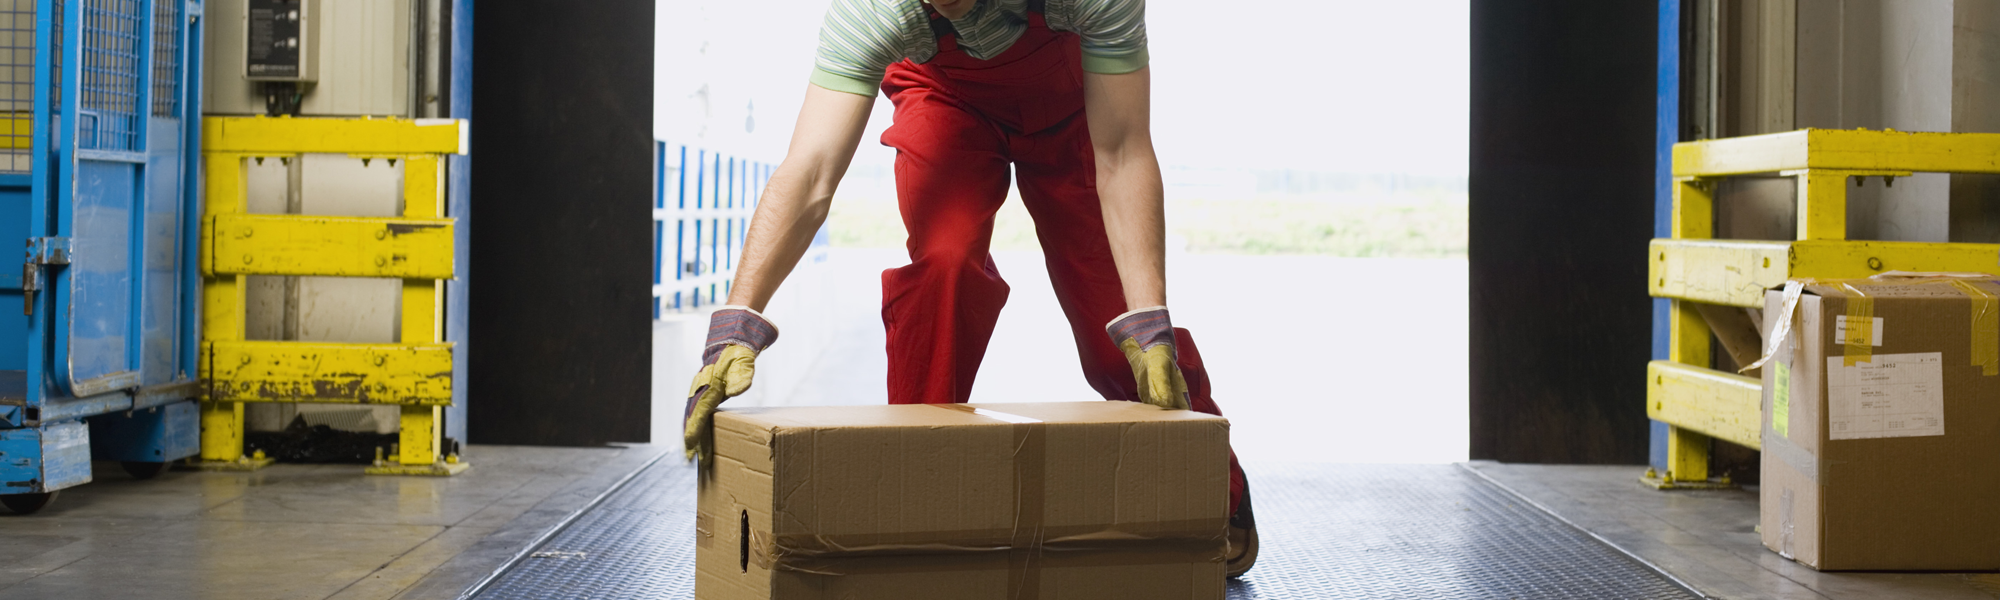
[1760,276,2000,570]
[696,401,1230,599]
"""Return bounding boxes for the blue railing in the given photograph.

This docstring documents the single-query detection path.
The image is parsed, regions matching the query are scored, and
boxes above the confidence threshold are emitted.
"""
[653,141,771,317]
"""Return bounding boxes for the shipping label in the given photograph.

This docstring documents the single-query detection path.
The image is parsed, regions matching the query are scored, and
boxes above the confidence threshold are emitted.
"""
[1833,316,1884,346]
[1826,352,1944,440]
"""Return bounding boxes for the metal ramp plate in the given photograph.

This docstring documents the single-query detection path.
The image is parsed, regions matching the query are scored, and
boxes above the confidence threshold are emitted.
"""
[471,461,1698,600]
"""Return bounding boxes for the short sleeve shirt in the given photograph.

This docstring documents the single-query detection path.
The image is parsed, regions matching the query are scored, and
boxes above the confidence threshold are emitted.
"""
[810,0,1148,96]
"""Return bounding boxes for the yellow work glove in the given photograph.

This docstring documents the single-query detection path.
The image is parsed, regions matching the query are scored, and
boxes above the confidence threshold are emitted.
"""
[1106,307,1191,411]
[683,306,779,466]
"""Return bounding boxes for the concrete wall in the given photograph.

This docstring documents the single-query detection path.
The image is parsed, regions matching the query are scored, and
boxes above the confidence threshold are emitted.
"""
[1702,1,2000,244]
[1788,0,2000,243]
[1796,0,1952,242]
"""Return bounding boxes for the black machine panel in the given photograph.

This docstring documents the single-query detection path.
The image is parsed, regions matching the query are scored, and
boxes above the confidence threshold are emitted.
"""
[246,0,304,79]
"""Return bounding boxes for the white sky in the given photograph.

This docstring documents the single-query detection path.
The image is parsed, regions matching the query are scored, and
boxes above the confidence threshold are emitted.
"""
[655,0,1469,177]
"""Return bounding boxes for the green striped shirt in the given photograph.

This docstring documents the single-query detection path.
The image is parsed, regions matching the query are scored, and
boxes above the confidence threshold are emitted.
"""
[811,0,1149,97]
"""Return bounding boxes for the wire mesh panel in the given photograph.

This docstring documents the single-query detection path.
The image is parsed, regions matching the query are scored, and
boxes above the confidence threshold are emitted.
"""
[78,0,141,151]
[0,0,33,173]
[49,0,60,109]
[147,0,178,117]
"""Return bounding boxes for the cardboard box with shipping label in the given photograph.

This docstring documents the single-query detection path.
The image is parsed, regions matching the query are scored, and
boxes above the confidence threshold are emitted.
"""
[697,401,1232,599]
[1760,276,2000,570]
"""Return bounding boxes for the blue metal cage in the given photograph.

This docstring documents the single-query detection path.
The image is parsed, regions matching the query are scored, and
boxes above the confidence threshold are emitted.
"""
[0,0,204,510]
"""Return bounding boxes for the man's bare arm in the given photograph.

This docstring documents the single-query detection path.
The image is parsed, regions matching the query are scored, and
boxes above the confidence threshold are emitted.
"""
[725,85,874,311]
[1083,67,1167,310]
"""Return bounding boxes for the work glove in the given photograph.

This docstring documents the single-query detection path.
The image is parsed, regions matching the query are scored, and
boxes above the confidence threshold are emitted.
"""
[684,306,779,465]
[1106,307,1191,411]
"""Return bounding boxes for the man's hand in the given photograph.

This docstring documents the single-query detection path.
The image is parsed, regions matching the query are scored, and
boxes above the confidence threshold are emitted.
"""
[684,307,780,465]
[1107,307,1190,410]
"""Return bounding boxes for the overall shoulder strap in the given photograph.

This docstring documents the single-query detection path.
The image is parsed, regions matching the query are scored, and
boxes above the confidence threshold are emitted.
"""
[925,3,959,40]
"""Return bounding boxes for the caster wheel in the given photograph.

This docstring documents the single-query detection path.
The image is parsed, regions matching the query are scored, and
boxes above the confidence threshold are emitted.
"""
[1,491,57,515]
[121,461,168,480]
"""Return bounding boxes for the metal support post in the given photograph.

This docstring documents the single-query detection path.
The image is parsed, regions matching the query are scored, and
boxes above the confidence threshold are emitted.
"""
[369,154,466,476]
[1787,168,1905,241]
[1647,177,1721,487]
[189,153,271,471]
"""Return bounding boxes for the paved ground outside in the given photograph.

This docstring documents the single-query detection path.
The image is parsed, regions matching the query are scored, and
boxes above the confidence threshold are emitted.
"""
[660,247,1470,465]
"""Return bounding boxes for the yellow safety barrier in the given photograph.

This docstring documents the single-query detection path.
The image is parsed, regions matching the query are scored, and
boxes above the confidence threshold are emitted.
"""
[1648,128,2000,489]
[193,116,468,476]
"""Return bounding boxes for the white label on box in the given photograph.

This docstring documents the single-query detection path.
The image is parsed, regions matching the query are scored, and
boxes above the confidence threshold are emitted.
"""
[1826,352,1944,440]
[1833,316,1884,346]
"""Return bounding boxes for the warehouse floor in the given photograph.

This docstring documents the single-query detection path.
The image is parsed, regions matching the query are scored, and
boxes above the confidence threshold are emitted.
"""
[0,444,673,600]
[10,453,1999,599]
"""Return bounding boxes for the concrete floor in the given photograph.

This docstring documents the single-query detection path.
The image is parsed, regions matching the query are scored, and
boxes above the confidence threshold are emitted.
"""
[1472,462,2000,600]
[0,445,669,600]
[8,456,2000,599]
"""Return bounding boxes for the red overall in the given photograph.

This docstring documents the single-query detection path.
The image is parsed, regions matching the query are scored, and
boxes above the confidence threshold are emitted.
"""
[878,4,1246,514]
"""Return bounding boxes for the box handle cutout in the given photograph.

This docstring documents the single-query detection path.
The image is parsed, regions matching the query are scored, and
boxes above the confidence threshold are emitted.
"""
[740,510,750,573]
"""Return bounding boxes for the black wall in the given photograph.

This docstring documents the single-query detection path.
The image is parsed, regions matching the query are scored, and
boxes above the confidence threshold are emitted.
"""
[1469,2,1658,463]
[468,1,654,445]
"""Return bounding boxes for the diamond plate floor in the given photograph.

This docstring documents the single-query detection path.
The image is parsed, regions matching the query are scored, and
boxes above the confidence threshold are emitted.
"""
[469,461,1698,599]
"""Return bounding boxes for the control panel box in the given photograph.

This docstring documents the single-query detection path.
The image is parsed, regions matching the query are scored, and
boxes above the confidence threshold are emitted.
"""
[245,0,318,82]
[207,0,415,116]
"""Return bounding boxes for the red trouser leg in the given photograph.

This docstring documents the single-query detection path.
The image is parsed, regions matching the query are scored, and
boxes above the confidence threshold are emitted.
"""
[878,85,1013,406]
[1012,113,1247,516]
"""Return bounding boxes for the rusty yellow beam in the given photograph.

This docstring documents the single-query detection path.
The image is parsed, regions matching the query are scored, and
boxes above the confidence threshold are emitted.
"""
[203,214,455,279]
[202,116,467,155]
[1674,128,2000,177]
[1648,361,1763,451]
[1650,239,2000,306]
[1650,240,1790,307]
[375,153,467,475]
[203,341,454,405]
[1791,239,2000,279]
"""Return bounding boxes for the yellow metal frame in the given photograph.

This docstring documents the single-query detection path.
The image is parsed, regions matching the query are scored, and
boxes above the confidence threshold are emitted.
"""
[194,116,467,476]
[204,214,455,278]
[1649,128,2000,487]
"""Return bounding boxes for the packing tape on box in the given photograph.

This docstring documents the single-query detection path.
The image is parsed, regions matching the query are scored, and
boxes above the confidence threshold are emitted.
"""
[928,404,1050,598]
[1741,280,1808,373]
[1763,424,1818,484]
[769,543,1225,578]
[770,520,1231,557]
[1008,409,1046,599]
[1748,275,2000,373]
[1840,283,1875,367]
[1949,280,2000,376]
[1779,487,1796,559]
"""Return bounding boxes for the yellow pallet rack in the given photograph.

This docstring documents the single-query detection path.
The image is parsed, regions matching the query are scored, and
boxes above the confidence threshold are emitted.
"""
[191,116,469,476]
[1647,128,2000,488]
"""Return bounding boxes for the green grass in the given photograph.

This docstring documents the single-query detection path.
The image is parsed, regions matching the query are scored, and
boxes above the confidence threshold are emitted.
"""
[825,195,1467,258]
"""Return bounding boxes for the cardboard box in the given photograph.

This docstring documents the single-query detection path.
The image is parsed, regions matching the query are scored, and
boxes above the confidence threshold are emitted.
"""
[1760,276,2000,570]
[696,401,1231,599]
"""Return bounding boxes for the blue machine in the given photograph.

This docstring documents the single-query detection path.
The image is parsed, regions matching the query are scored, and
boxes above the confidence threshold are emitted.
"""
[0,0,205,513]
